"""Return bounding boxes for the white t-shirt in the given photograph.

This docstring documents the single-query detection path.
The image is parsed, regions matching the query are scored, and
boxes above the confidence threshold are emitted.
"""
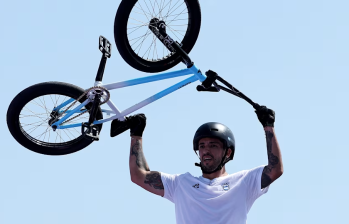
[161,165,269,224]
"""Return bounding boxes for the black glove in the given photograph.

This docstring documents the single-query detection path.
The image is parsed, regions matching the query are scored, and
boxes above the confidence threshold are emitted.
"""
[110,118,129,137]
[255,105,275,127]
[127,113,146,137]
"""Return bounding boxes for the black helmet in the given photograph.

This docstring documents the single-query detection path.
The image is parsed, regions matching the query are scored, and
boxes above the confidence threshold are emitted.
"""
[193,122,235,161]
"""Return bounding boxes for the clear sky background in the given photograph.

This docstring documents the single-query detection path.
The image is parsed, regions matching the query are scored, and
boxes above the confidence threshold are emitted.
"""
[1,0,348,223]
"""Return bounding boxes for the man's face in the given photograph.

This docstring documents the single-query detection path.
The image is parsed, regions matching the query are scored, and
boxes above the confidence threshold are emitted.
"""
[198,137,226,173]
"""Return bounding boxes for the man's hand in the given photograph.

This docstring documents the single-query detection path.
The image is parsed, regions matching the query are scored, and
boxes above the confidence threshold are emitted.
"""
[127,113,146,137]
[255,105,275,127]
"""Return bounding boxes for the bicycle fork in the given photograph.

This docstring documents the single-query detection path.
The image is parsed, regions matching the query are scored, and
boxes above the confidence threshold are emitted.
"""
[149,18,194,69]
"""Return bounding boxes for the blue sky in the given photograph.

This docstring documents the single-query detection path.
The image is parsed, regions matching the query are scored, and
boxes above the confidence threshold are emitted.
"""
[1,0,348,223]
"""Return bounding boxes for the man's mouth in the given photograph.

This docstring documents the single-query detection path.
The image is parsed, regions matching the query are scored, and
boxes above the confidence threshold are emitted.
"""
[203,155,213,161]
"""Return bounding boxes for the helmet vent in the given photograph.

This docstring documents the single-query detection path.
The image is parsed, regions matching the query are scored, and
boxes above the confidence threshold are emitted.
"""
[210,128,219,132]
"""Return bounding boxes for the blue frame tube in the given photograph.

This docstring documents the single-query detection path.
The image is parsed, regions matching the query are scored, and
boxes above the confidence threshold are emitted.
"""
[189,64,206,82]
[103,68,194,90]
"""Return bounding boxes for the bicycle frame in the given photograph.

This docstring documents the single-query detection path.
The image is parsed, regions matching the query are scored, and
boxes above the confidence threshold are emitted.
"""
[51,64,206,130]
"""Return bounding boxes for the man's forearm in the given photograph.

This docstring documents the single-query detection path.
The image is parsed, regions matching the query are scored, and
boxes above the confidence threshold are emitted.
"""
[130,137,150,181]
[261,127,283,188]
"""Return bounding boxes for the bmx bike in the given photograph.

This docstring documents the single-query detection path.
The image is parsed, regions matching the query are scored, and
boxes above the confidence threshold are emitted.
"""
[7,0,259,156]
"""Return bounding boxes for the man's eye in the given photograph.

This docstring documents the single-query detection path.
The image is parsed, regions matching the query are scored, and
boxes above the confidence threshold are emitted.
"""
[209,144,218,148]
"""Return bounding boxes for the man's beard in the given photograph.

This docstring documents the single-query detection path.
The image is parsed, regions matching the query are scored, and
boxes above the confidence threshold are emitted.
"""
[201,158,221,173]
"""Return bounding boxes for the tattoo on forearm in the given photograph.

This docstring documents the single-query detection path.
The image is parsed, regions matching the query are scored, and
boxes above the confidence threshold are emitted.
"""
[261,166,272,188]
[144,172,164,190]
[131,139,150,171]
[266,131,279,168]
[261,130,280,189]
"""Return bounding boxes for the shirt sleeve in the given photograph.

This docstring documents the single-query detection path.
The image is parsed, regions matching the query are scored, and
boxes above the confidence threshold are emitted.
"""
[243,165,269,210]
[160,172,180,203]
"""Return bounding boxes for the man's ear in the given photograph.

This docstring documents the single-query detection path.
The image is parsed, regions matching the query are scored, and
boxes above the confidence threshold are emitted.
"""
[226,148,232,158]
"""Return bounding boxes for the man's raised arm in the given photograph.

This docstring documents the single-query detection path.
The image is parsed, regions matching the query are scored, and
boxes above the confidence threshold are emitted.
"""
[255,106,284,189]
[127,114,164,197]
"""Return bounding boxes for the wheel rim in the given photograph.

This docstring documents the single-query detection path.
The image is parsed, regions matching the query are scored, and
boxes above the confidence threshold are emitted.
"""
[127,0,190,62]
[18,94,90,148]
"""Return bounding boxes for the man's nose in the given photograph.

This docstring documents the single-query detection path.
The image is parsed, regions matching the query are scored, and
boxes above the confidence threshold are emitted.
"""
[201,147,211,154]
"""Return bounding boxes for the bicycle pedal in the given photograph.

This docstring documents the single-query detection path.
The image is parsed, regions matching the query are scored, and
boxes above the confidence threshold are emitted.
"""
[82,123,100,141]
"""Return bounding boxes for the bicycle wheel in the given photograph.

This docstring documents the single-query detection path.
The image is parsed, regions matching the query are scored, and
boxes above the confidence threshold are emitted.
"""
[114,0,201,73]
[7,82,103,156]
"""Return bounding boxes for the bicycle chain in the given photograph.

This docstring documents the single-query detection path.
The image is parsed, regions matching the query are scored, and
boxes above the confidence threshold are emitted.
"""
[60,86,110,125]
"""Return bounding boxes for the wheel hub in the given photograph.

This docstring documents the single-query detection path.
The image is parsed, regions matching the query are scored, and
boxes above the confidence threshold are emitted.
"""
[48,111,59,126]
[149,18,166,32]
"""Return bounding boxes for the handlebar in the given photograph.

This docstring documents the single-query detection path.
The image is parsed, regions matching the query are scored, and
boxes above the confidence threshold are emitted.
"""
[197,70,261,110]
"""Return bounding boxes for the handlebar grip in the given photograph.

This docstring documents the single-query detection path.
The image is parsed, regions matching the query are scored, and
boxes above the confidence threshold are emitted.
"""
[196,85,219,92]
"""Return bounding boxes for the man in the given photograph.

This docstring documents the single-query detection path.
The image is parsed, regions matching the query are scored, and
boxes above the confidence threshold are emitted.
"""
[111,106,283,224]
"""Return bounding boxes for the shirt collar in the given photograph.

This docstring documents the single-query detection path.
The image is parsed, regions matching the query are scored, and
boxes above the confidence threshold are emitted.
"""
[199,175,226,185]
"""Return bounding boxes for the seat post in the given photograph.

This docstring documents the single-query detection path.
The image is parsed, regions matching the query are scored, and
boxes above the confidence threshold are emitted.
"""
[95,55,108,82]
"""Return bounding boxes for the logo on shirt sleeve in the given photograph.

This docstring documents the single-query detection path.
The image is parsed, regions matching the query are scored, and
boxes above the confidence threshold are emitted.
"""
[222,183,230,191]
[193,183,200,189]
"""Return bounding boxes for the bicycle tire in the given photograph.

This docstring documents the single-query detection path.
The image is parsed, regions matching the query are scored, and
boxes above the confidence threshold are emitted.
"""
[7,82,103,155]
[114,0,201,73]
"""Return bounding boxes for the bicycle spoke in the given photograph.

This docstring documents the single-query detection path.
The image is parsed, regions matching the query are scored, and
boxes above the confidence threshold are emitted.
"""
[127,25,149,37]
[42,126,50,142]
[129,17,150,26]
[29,99,50,114]
[144,35,156,59]
[21,120,48,127]
[155,0,175,20]
[56,130,64,143]
[166,8,187,26]
[142,0,154,18]
[154,0,163,19]
[166,24,183,40]
[164,0,173,21]
[63,128,75,140]
[129,32,151,43]
[135,4,152,18]
[38,97,50,118]
[162,0,181,20]
[22,108,49,123]
[133,10,150,18]
[33,127,50,140]
[26,121,46,135]
[134,31,152,54]
[47,126,51,143]
[165,11,187,18]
